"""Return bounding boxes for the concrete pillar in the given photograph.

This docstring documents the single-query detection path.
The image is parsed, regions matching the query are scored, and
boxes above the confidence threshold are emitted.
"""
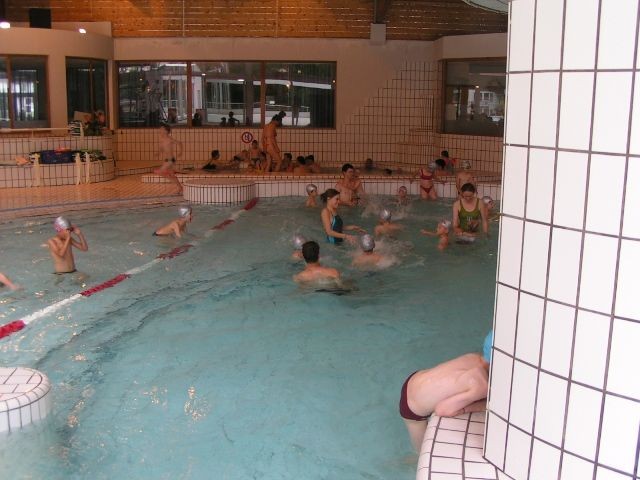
[485,0,640,479]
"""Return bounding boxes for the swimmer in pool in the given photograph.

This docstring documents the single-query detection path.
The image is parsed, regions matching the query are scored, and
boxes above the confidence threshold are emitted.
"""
[374,209,403,237]
[351,234,387,269]
[410,162,439,200]
[293,241,341,284]
[397,186,410,206]
[482,195,499,222]
[452,183,488,237]
[47,216,89,274]
[154,206,192,238]
[320,188,366,246]
[335,163,364,206]
[305,184,318,208]
[400,352,489,452]
[154,124,184,194]
[0,271,18,290]
[291,234,306,261]
[421,220,451,251]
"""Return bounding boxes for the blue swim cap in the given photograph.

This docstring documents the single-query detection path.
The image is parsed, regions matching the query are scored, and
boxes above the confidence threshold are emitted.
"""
[483,330,493,363]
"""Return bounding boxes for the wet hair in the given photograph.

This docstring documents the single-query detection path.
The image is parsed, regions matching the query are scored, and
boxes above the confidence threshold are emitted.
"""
[272,114,282,123]
[284,152,292,160]
[305,155,315,163]
[460,182,476,194]
[441,150,449,158]
[341,163,355,173]
[211,150,220,159]
[228,111,234,117]
[320,188,340,203]
[364,158,373,170]
[302,241,320,263]
[251,139,258,146]
[297,155,306,165]
[161,124,171,133]
[435,159,446,169]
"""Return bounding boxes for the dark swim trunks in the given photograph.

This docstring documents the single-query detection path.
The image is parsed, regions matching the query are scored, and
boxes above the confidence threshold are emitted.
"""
[53,269,77,275]
[399,371,430,421]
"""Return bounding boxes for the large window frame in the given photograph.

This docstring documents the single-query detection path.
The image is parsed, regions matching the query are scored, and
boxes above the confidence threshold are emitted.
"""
[116,60,337,129]
[66,57,108,125]
[0,55,49,129]
[441,58,506,137]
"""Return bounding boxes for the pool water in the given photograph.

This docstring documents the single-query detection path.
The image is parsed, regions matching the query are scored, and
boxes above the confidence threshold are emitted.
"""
[0,197,498,479]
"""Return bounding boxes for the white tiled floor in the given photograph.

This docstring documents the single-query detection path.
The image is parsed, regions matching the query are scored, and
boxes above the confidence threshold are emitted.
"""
[417,412,513,480]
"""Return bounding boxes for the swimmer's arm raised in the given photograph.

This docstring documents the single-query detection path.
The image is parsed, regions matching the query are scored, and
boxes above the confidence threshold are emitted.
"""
[70,226,88,251]
[48,235,71,258]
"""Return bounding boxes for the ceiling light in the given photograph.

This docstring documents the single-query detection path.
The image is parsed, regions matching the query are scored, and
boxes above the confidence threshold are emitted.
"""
[78,28,87,34]
[0,21,10,29]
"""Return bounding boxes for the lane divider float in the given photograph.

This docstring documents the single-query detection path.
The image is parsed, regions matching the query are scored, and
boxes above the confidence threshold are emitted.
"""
[0,198,259,340]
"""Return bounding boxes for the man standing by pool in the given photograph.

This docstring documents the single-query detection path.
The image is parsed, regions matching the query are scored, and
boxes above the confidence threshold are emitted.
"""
[47,216,89,274]
[262,114,283,172]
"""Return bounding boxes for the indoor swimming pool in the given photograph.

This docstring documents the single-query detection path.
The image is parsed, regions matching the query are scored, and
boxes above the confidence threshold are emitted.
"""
[0,196,497,479]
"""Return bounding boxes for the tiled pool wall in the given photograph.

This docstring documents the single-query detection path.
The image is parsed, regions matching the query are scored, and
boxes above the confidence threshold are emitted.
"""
[0,367,52,434]
[485,1,640,480]
[146,172,502,203]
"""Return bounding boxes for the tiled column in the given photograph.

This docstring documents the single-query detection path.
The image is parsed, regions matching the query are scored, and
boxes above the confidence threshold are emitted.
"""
[485,1,640,479]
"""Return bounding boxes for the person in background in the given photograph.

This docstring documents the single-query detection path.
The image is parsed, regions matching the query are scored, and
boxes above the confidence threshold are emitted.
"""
[364,158,374,172]
[202,150,223,171]
[192,112,202,127]
[453,183,488,236]
[262,114,283,172]
[306,155,321,173]
[374,209,403,237]
[0,272,18,290]
[47,216,89,274]
[305,184,318,208]
[293,156,310,175]
[154,124,184,194]
[397,186,410,206]
[456,168,476,197]
[411,161,439,200]
[421,220,451,251]
[227,111,239,127]
[352,234,386,269]
[219,117,227,127]
[320,188,365,245]
[291,234,307,261]
[154,206,193,238]
[293,241,341,284]
[335,163,364,206]
[281,152,293,172]
[441,150,457,173]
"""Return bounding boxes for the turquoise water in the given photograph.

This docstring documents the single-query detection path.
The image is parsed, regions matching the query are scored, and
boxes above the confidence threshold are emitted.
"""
[0,197,498,479]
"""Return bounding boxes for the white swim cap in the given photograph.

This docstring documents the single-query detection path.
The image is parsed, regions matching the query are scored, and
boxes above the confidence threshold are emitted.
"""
[439,219,452,231]
[482,195,494,205]
[53,216,70,232]
[306,184,317,195]
[462,160,472,170]
[379,209,392,222]
[360,234,375,252]
[428,162,437,172]
[398,186,407,193]
[292,234,306,250]
[178,206,192,218]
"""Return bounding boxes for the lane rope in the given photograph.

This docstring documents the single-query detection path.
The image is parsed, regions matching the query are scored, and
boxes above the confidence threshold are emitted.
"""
[0,198,259,340]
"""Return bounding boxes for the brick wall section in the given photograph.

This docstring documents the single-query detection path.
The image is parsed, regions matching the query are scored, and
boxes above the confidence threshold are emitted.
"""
[6,0,506,39]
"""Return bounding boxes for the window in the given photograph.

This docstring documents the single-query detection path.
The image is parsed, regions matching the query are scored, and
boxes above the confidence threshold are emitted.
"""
[66,58,107,124]
[443,59,506,137]
[117,61,336,128]
[118,62,188,127]
[191,62,261,127]
[264,62,335,128]
[0,56,48,128]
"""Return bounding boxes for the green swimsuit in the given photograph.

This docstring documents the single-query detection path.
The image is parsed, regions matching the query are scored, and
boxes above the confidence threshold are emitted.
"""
[458,198,481,232]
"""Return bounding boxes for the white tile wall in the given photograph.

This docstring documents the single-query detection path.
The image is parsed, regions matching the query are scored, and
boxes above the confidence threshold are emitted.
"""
[0,367,52,434]
[490,2,640,479]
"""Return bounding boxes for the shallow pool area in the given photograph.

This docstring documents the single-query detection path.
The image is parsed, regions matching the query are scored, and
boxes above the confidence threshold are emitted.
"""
[0,197,497,479]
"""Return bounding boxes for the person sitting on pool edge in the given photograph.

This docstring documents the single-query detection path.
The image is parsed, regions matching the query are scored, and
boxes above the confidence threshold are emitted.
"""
[399,348,490,452]
[47,216,89,274]
[154,206,192,238]
[293,241,341,284]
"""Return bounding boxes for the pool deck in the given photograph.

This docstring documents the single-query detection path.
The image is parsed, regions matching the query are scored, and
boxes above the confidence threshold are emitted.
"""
[0,175,182,222]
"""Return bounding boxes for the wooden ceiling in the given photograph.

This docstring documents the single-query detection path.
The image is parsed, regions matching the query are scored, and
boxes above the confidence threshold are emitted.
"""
[5,0,507,40]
